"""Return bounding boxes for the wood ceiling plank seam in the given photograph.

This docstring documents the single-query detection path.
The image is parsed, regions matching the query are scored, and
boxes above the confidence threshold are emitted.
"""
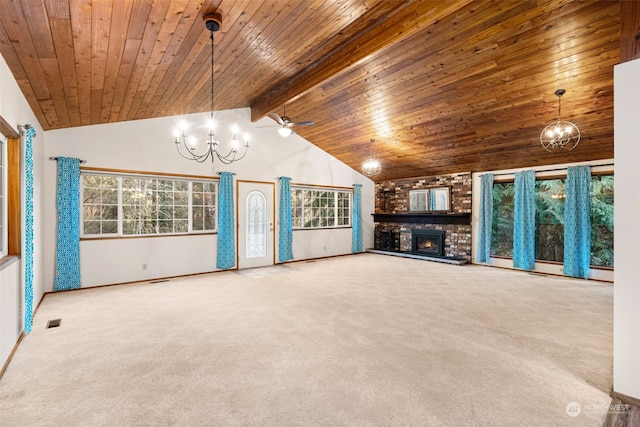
[205,0,270,80]
[118,0,174,121]
[22,0,57,58]
[99,0,135,124]
[69,0,92,126]
[242,1,405,114]
[108,0,153,122]
[0,1,52,102]
[495,16,620,69]
[132,0,190,94]
[135,0,204,119]
[131,0,192,119]
[287,1,400,75]
[240,0,380,86]
[149,0,252,117]
[145,2,214,113]
[203,0,275,109]
[0,19,49,129]
[220,0,332,106]
[155,42,211,117]
[90,0,113,124]
[250,0,475,122]
[46,0,84,127]
[109,38,143,122]
[308,0,612,113]
[296,30,616,144]
[211,0,324,107]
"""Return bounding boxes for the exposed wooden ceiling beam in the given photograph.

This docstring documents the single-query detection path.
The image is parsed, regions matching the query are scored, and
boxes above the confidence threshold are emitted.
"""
[249,0,474,122]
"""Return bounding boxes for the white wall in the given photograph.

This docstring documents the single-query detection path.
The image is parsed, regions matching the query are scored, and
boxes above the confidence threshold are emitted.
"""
[43,108,374,289]
[0,53,46,369]
[613,59,640,401]
[470,159,614,282]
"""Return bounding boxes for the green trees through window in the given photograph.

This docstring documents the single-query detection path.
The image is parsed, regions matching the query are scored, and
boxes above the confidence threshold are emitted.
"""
[82,173,217,237]
[490,174,613,268]
[291,187,351,229]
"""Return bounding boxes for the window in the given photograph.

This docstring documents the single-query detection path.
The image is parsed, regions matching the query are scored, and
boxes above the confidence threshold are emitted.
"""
[81,172,217,237]
[491,182,514,257]
[490,173,614,267]
[590,175,614,267]
[291,187,351,229]
[0,137,6,257]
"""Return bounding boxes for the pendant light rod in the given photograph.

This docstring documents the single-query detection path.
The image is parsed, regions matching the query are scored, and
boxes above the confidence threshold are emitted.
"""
[173,11,250,164]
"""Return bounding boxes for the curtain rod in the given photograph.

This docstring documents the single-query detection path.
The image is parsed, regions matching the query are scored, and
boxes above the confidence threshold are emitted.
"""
[49,156,87,164]
[480,163,614,177]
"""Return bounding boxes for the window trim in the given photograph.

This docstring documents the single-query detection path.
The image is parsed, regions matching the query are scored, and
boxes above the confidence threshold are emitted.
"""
[80,169,219,239]
[0,135,6,258]
[291,184,352,230]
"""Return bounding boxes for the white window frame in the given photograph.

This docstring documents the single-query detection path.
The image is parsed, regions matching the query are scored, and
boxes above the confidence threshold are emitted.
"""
[0,135,7,257]
[80,171,218,238]
[291,185,352,230]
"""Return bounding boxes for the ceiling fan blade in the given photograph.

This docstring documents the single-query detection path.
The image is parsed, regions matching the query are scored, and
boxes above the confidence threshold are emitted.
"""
[291,120,315,127]
[268,112,285,126]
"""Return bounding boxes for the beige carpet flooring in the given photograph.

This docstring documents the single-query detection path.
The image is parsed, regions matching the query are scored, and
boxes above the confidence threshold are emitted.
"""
[0,253,613,426]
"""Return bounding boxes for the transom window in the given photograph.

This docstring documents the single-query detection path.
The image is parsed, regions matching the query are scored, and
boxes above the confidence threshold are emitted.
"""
[291,186,351,229]
[82,172,217,237]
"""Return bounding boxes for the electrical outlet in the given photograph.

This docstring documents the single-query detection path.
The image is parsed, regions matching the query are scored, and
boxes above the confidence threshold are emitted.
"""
[142,263,147,270]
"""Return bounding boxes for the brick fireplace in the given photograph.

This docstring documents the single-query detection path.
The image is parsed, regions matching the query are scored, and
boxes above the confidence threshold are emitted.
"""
[373,172,472,260]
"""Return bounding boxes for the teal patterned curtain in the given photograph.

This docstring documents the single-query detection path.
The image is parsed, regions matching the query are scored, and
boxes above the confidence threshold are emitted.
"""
[54,157,81,291]
[513,170,536,270]
[563,166,591,278]
[24,127,36,332]
[216,172,236,269]
[476,173,493,263]
[278,177,294,262]
[352,184,363,253]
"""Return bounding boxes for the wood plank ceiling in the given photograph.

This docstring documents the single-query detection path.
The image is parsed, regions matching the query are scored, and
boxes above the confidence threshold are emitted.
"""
[0,0,622,181]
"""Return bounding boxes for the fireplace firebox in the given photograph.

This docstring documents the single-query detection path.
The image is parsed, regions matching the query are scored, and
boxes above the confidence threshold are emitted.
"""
[411,229,445,257]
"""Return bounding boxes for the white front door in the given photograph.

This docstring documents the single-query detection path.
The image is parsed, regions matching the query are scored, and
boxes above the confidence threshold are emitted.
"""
[237,181,275,269]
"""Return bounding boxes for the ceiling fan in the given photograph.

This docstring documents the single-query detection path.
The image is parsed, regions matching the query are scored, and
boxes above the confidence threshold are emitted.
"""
[259,106,315,137]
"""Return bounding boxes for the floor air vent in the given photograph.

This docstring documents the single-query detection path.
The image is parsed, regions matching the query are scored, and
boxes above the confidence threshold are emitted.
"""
[149,279,170,284]
[46,319,62,329]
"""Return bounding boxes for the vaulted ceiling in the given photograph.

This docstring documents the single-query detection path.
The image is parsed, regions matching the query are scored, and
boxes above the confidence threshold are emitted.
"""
[0,0,632,181]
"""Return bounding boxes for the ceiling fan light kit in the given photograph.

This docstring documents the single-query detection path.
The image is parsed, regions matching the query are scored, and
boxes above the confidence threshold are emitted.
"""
[540,89,580,153]
[173,11,250,164]
[258,105,315,137]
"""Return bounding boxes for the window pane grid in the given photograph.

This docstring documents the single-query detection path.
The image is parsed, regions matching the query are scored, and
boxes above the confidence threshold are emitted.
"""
[291,187,351,229]
[82,173,217,237]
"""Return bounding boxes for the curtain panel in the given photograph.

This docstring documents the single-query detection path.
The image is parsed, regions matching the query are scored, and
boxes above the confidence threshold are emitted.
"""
[278,177,294,262]
[513,170,536,270]
[476,173,494,263]
[24,127,36,332]
[216,172,236,269]
[563,165,592,278]
[54,157,82,291]
[352,184,363,253]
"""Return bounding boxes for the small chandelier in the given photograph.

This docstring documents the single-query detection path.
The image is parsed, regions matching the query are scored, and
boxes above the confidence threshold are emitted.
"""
[173,12,249,164]
[540,89,580,152]
[362,138,381,177]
